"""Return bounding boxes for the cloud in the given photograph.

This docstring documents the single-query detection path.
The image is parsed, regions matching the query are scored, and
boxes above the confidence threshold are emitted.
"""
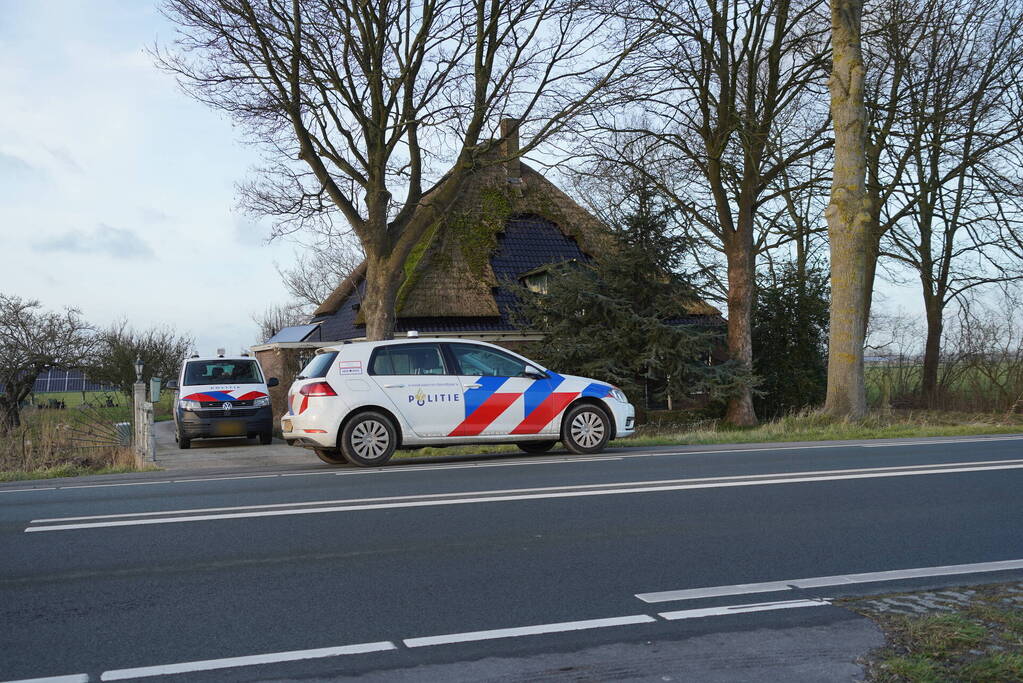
[0,151,48,181]
[33,223,155,260]
[139,206,172,223]
[44,145,84,173]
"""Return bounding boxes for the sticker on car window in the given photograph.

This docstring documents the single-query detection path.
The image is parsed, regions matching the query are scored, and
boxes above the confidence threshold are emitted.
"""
[339,360,363,375]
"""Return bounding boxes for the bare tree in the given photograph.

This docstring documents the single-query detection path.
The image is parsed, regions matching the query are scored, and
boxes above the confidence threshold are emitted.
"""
[252,302,310,343]
[824,0,872,418]
[572,0,831,425]
[867,0,1023,405]
[0,295,95,431]
[87,321,195,396]
[276,234,364,310]
[158,0,643,340]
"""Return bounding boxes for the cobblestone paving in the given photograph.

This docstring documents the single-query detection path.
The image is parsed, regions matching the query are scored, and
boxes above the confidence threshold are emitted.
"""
[848,582,1023,615]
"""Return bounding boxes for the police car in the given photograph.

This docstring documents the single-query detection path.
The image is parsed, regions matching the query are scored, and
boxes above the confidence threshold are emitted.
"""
[167,353,279,449]
[281,336,636,466]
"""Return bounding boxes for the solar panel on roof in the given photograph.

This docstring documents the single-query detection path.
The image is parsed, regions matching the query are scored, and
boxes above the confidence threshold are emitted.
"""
[265,324,319,343]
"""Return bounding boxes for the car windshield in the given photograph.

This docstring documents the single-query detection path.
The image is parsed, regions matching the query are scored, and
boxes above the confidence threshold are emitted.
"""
[183,360,263,386]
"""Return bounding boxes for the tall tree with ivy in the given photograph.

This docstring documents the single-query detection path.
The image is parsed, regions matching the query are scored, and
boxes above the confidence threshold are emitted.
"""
[514,189,749,410]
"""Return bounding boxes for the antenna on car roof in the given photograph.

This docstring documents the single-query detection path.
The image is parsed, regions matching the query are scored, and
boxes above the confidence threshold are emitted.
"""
[216,347,225,358]
[407,330,419,338]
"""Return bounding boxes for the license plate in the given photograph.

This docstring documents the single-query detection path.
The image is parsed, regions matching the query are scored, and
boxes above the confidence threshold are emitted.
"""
[211,420,246,437]
[282,419,293,433]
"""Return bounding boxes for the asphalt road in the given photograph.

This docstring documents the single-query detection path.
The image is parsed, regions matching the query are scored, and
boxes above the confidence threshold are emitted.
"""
[2,434,1022,682]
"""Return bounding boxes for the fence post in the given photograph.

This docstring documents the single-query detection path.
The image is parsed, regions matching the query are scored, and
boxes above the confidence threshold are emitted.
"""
[144,401,155,464]
[133,381,147,468]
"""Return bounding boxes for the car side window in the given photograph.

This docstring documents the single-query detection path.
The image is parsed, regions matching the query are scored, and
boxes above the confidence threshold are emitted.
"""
[370,344,448,375]
[449,343,529,377]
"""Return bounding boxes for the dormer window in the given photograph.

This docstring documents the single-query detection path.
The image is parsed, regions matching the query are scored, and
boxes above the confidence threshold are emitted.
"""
[522,270,549,294]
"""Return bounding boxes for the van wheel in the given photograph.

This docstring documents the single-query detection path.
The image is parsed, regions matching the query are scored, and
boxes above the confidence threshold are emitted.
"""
[314,448,348,465]
[178,434,191,450]
[517,440,557,454]
[340,411,397,467]
[561,404,610,454]
[259,431,273,445]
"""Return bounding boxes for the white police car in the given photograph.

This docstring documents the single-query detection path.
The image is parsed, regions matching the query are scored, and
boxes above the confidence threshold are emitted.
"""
[167,353,279,449]
[281,337,636,466]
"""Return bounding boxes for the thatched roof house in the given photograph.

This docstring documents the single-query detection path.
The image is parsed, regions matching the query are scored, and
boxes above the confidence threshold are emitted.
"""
[264,120,719,347]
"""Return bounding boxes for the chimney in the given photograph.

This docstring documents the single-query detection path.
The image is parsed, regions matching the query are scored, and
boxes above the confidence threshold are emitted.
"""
[500,117,521,181]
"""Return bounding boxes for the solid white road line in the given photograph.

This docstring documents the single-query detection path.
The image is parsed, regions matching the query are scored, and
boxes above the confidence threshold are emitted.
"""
[639,434,1023,459]
[99,641,396,681]
[403,615,655,648]
[34,457,1023,524]
[0,675,90,683]
[658,599,830,621]
[25,460,1023,533]
[636,558,1023,603]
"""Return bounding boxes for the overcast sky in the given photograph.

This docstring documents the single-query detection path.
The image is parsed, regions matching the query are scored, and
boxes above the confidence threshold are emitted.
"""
[0,1,297,356]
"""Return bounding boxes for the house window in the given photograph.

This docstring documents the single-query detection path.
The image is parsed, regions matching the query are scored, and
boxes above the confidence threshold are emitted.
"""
[522,271,549,294]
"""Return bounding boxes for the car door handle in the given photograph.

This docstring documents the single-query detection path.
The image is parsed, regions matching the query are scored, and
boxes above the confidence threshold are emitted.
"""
[466,384,482,389]
[384,384,406,389]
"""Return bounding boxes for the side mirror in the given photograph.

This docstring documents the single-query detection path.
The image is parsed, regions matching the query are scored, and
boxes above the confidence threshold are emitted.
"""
[523,366,547,380]
[166,380,178,390]
[267,377,280,388]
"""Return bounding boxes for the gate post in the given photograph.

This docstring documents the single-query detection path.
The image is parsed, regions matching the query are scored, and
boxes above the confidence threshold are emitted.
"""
[133,381,149,467]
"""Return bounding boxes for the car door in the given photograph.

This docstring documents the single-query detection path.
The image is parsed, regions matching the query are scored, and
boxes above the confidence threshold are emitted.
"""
[445,343,565,437]
[368,343,463,438]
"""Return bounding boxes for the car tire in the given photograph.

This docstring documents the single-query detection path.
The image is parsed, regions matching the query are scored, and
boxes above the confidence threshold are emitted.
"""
[517,440,557,454]
[314,448,349,465]
[259,431,273,445]
[340,411,397,467]
[561,403,611,455]
[178,435,191,450]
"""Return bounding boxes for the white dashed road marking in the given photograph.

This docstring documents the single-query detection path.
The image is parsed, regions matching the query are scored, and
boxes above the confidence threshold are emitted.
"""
[636,558,1023,603]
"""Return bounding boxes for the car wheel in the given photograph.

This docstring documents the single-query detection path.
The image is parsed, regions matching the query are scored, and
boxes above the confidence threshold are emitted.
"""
[517,440,557,454]
[315,448,349,465]
[259,431,273,445]
[561,403,610,454]
[340,411,397,467]
[178,435,191,450]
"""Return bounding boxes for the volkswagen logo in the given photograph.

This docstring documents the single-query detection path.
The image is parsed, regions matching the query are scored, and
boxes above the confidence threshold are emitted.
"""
[222,402,232,411]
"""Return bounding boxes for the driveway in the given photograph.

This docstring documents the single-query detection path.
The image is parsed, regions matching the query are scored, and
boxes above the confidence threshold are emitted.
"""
[152,419,315,470]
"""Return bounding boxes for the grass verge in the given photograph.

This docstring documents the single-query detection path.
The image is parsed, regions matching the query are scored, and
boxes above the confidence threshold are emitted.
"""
[841,582,1023,682]
[0,463,161,482]
[392,410,1022,459]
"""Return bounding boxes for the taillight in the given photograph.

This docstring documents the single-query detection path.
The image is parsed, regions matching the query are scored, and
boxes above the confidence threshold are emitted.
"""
[299,381,337,397]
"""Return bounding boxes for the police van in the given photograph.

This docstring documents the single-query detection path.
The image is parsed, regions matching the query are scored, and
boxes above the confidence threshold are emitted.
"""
[281,336,636,466]
[167,352,279,449]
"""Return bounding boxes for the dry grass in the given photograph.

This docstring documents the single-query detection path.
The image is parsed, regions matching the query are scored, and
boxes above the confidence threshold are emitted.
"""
[0,407,150,481]
[628,408,1023,447]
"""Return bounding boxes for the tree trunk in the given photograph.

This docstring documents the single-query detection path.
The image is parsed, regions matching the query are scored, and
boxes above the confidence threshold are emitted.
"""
[361,254,405,341]
[824,0,872,419]
[920,297,943,407]
[723,232,758,427]
[0,396,23,432]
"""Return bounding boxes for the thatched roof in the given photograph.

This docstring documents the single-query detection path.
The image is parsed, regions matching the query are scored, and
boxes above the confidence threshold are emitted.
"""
[314,159,616,321]
[310,148,720,333]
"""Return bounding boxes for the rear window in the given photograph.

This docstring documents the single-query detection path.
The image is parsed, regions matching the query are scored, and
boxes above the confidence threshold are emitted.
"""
[299,351,338,379]
[183,360,263,386]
